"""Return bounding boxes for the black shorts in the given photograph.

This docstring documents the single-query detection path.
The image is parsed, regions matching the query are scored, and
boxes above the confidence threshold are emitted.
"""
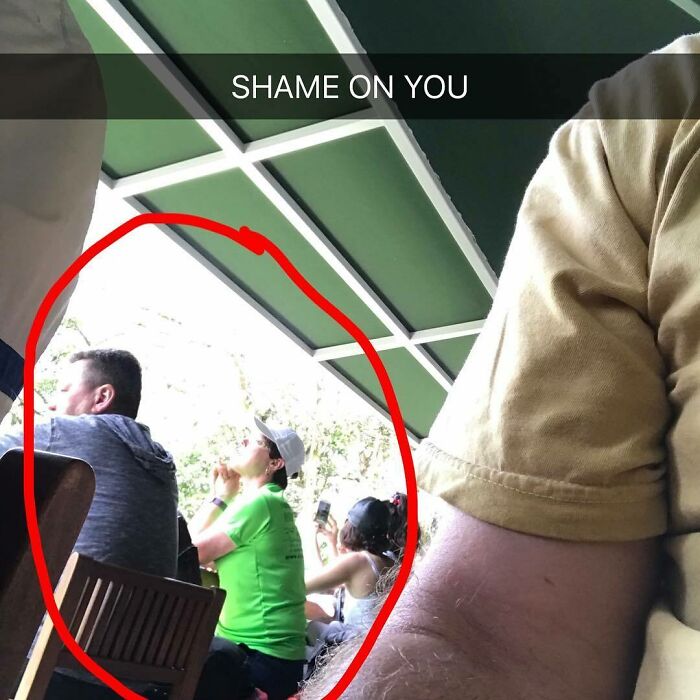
[194,637,304,700]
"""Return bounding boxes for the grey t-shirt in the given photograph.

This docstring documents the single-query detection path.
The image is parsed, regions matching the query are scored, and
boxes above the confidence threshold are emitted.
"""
[1,413,178,578]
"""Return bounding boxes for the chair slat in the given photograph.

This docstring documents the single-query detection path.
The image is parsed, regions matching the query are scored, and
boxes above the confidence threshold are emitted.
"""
[109,586,146,660]
[144,593,176,666]
[84,581,119,655]
[74,578,109,648]
[155,596,186,668]
[164,598,198,668]
[170,589,227,700]
[123,588,156,661]
[175,600,207,669]
[66,576,94,637]
[133,590,168,664]
[97,584,134,658]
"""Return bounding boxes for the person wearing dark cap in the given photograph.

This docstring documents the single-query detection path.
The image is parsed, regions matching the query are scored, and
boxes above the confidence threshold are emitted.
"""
[305,493,412,646]
[189,417,306,700]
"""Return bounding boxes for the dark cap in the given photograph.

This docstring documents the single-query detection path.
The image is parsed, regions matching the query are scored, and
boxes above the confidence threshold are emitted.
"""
[347,497,389,537]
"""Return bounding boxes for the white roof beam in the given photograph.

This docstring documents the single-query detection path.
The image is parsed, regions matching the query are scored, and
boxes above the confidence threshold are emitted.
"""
[411,318,484,344]
[113,152,235,198]
[244,108,382,162]
[237,160,453,390]
[113,110,383,198]
[314,336,404,362]
[314,319,485,361]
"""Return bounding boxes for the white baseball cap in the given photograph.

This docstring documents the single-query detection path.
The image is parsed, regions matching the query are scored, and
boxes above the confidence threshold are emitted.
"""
[254,416,305,477]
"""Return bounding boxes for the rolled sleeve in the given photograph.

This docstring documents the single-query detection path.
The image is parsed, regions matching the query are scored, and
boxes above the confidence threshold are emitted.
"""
[417,117,670,542]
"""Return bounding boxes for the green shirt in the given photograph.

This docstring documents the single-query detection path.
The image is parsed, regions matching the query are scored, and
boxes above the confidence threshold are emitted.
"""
[215,483,306,660]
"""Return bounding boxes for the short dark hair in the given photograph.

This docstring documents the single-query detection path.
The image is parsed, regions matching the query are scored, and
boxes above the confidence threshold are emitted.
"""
[262,435,288,490]
[338,521,367,553]
[70,349,142,419]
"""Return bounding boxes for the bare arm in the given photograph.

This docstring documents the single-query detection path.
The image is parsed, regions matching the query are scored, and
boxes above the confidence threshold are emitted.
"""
[190,465,241,565]
[192,528,235,565]
[313,529,324,566]
[305,599,335,623]
[306,504,660,700]
[314,515,340,567]
[189,500,226,540]
[306,552,363,595]
[189,465,240,538]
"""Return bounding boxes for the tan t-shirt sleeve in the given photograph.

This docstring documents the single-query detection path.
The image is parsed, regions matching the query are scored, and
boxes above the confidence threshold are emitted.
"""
[417,114,674,542]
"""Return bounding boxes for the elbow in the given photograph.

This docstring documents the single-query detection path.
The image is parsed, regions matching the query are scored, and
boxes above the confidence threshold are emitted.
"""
[192,534,215,565]
[194,531,236,565]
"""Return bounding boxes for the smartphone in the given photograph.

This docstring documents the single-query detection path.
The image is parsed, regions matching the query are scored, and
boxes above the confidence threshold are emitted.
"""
[314,500,331,525]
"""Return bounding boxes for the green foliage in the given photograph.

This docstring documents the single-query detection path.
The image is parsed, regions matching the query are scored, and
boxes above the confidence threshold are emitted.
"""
[177,424,249,519]
[5,316,91,427]
[177,449,209,519]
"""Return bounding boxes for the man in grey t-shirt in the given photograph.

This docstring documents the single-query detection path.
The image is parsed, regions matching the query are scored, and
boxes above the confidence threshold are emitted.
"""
[1,349,178,699]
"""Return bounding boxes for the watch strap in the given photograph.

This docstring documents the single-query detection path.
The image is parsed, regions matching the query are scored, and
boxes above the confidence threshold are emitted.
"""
[210,496,228,511]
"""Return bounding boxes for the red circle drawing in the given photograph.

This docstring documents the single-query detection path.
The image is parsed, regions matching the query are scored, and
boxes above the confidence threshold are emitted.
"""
[23,213,418,700]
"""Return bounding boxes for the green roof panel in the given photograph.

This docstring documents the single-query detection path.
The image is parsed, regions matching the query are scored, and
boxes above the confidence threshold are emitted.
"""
[100,120,218,180]
[330,348,448,439]
[138,170,390,348]
[407,119,560,273]
[423,335,478,380]
[335,0,699,53]
[122,0,339,53]
[268,129,493,332]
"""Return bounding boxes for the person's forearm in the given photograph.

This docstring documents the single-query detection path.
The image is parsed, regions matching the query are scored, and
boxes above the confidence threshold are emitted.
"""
[304,505,660,700]
[314,537,324,566]
[315,536,339,566]
[189,497,229,537]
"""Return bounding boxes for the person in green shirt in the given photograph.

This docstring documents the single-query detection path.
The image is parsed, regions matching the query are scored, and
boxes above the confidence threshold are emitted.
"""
[190,417,306,700]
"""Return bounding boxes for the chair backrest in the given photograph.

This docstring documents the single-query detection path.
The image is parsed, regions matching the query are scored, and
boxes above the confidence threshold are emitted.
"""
[15,553,226,700]
[0,448,95,700]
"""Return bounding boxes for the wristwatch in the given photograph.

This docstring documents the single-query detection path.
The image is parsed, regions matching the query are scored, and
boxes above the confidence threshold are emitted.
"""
[210,496,228,511]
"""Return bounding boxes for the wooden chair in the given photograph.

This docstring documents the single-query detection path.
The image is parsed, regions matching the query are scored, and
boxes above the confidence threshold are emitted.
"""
[15,553,226,700]
[0,448,95,700]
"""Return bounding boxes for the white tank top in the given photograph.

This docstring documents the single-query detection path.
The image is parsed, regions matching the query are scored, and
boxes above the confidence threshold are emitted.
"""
[343,552,382,629]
